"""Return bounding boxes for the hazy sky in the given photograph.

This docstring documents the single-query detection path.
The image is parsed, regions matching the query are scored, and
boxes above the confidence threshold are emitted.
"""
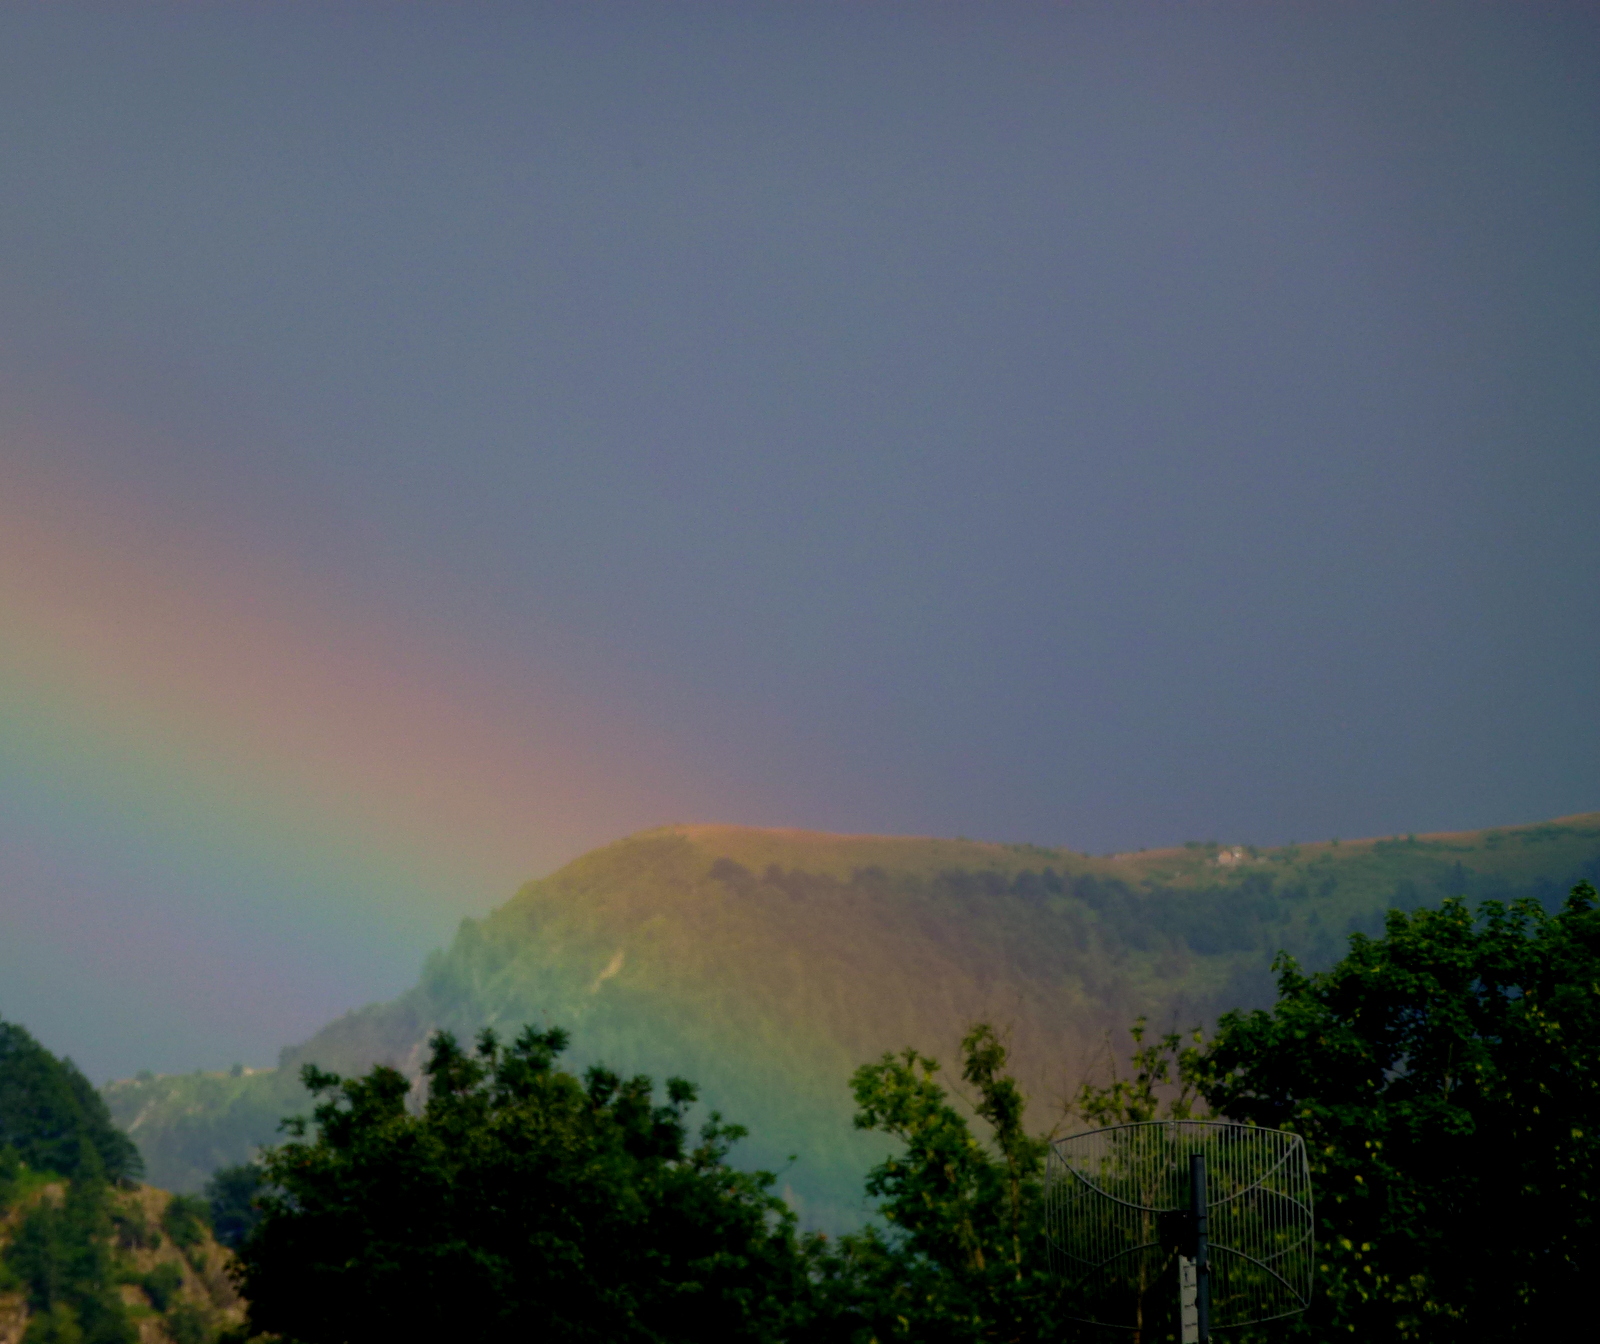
[1,3,1596,1080]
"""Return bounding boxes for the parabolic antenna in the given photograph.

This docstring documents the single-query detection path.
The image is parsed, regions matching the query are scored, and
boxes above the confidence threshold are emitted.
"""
[1046,1121,1313,1341]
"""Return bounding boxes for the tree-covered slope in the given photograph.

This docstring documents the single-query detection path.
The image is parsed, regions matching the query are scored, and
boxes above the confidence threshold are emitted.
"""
[1,1019,141,1185]
[0,1019,244,1344]
[0,1164,245,1343]
[105,814,1600,1225]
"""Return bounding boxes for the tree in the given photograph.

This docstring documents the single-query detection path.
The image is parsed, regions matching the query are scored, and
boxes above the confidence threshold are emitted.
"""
[814,1024,1060,1343]
[0,1143,21,1213]
[1200,882,1600,1341]
[204,1163,264,1250]
[1072,1017,1206,1128]
[2,1175,136,1344]
[160,1194,210,1255]
[233,1024,808,1343]
[0,1021,141,1185]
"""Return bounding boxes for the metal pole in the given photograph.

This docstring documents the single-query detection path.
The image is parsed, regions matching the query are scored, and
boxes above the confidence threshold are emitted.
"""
[1191,1152,1211,1344]
[1178,1252,1198,1343]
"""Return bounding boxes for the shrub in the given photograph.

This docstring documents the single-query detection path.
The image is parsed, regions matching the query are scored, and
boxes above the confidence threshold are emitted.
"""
[160,1196,209,1253]
[109,1202,159,1252]
[203,1165,263,1250]
[140,1262,183,1313]
[23,1302,84,1344]
[0,1143,20,1213]
[165,1301,209,1344]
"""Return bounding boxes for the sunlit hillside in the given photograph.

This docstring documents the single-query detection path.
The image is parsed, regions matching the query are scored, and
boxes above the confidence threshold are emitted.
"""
[106,814,1600,1227]
[0,1173,243,1341]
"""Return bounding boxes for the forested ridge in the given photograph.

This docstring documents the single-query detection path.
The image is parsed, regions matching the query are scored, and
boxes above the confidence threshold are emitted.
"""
[13,851,1600,1339]
[0,1021,243,1343]
[105,815,1600,1225]
[212,880,1600,1338]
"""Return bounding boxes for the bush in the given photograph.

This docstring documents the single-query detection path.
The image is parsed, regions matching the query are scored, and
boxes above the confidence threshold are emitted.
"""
[109,1202,159,1252]
[139,1262,183,1312]
[160,1196,209,1253]
[0,1143,20,1213]
[23,1303,84,1344]
[165,1302,209,1344]
[203,1165,263,1250]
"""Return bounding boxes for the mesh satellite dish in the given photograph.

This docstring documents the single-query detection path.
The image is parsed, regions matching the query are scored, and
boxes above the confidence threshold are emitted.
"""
[1046,1121,1313,1342]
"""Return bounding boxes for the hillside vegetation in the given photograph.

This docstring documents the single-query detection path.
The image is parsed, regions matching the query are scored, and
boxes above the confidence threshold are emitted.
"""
[210,881,1600,1343]
[0,1177,243,1344]
[105,814,1600,1225]
[0,1019,243,1344]
[1,1023,140,1187]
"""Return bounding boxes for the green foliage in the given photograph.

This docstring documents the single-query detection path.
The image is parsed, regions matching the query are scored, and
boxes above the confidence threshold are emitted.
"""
[107,820,1600,1218]
[1201,881,1600,1341]
[108,1200,158,1252]
[203,1164,263,1250]
[1073,1017,1207,1127]
[194,868,1600,1341]
[138,1261,183,1312]
[817,1025,1059,1342]
[0,1020,141,1185]
[100,1064,307,1198]
[161,1195,209,1253]
[164,1301,210,1344]
[234,1025,808,1343]
[3,1178,136,1344]
[823,883,1600,1341]
[0,1141,21,1212]
[23,1303,84,1344]
[6,1182,225,1342]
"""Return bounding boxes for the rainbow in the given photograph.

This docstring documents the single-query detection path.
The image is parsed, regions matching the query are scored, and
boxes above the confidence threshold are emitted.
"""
[0,430,706,960]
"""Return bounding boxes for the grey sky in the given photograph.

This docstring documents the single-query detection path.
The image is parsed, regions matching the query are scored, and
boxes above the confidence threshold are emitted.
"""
[0,3,1596,1077]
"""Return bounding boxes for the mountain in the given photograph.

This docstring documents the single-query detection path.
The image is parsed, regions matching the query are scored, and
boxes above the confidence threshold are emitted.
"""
[105,814,1600,1227]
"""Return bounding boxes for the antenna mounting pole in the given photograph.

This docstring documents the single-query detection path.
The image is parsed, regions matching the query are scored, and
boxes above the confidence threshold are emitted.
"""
[1191,1152,1211,1343]
[1046,1120,1313,1336]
